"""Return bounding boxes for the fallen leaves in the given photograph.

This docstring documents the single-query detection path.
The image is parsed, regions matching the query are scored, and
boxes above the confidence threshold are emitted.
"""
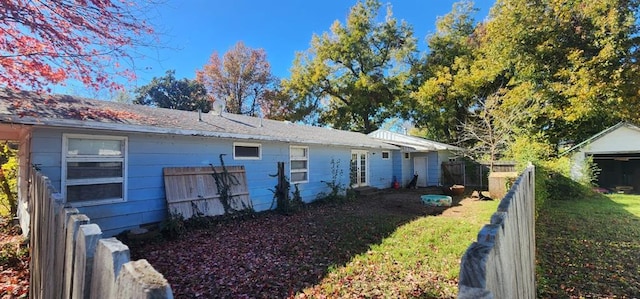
[129,192,455,298]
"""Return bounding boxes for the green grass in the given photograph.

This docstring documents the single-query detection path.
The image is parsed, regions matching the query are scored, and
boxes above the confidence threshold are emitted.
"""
[298,199,499,298]
[536,193,640,298]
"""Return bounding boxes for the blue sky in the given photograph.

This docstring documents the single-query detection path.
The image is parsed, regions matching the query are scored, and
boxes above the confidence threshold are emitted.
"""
[56,0,495,98]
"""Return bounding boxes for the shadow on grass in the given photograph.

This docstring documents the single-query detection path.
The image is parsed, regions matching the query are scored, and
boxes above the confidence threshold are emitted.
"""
[536,171,640,298]
[127,187,459,298]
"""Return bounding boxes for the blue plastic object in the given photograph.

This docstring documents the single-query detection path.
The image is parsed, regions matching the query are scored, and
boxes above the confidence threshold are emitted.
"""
[420,194,452,207]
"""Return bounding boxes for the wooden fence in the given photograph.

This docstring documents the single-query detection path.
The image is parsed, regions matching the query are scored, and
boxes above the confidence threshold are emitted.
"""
[163,165,251,219]
[28,167,173,298]
[458,165,536,299]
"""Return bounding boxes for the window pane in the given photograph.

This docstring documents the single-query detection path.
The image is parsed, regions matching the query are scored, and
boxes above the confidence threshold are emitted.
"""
[68,138,122,156]
[291,160,307,170]
[235,145,260,158]
[291,147,307,158]
[291,172,307,182]
[67,162,122,179]
[67,183,122,202]
[382,152,389,159]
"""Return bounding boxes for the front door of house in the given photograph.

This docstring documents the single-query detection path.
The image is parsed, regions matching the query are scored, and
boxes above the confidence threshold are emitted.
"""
[351,150,368,187]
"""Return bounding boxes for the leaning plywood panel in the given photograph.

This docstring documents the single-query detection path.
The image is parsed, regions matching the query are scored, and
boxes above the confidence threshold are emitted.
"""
[163,166,251,219]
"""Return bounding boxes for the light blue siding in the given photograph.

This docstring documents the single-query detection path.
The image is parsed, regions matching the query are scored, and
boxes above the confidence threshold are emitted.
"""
[426,151,440,186]
[30,127,389,237]
[367,149,394,189]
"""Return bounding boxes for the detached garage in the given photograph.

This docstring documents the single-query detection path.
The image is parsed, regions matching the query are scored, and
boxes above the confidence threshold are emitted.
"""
[568,122,640,194]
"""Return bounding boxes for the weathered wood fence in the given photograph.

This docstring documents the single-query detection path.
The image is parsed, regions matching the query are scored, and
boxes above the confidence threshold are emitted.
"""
[28,167,173,298]
[458,165,536,299]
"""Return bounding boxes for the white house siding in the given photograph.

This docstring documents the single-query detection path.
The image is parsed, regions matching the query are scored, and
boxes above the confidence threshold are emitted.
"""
[571,125,640,182]
[29,127,394,237]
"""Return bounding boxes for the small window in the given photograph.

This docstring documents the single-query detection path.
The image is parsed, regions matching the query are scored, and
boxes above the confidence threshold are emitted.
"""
[63,134,127,205]
[234,143,261,160]
[449,157,457,162]
[404,152,410,159]
[290,146,308,183]
[381,151,390,159]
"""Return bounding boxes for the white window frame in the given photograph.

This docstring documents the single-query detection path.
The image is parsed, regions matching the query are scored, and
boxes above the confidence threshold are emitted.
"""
[290,145,309,183]
[381,151,390,160]
[404,152,410,159]
[62,134,128,206]
[233,142,262,160]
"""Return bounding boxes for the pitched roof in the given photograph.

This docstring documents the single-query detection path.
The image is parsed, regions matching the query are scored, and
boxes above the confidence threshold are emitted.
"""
[0,89,397,149]
[368,129,463,152]
[560,121,640,156]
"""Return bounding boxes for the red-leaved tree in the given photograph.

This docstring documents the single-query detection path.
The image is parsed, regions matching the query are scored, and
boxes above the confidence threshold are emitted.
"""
[0,0,156,91]
[196,42,273,116]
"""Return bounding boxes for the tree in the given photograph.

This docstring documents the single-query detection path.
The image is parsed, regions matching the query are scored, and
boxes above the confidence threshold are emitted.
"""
[196,42,273,116]
[409,1,481,143]
[134,70,210,112]
[0,0,157,91]
[0,143,17,217]
[413,0,640,151]
[284,0,417,133]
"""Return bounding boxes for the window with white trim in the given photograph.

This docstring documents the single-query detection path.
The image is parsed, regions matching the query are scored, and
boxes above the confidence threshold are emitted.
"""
[290,146,308,183]
[233,142,261,160]
[381,151,390,159]
[62,134,127,205]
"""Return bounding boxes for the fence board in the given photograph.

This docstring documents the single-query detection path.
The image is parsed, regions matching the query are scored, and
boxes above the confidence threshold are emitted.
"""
[26,167,173,299]
[458,165,535,299]
[164,166,251,219]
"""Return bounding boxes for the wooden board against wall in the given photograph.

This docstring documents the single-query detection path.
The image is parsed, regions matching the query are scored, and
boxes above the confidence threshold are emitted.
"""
[163,166,250,219]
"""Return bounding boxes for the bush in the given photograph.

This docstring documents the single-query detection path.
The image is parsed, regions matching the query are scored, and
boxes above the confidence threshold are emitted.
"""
[161,212,186,240]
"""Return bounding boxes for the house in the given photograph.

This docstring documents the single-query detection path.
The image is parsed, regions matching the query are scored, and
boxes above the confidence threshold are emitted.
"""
[368,129,462,188]
[566,122,640,194]
[0,89,398,237]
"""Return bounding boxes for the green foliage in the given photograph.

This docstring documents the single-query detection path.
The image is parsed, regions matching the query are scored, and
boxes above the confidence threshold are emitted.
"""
[134,70,211,112]
[412,0,640,150]
[284,0,417,133]
[505,133,554,170]
[0,144,18,217]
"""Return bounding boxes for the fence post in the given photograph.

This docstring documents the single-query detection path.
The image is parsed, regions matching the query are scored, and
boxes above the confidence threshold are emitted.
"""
[115,260,174,298]
[63,214,90,299]
[91,238,131,299]
[72,224,103,299]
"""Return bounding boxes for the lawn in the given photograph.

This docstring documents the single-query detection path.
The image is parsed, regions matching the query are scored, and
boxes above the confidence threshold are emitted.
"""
[536,193,640,298]
[128,190,499,298]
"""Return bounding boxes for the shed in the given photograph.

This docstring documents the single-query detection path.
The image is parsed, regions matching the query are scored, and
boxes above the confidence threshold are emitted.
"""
[0,89,398,236]
[566,122,640,194]
[368,129,463,188]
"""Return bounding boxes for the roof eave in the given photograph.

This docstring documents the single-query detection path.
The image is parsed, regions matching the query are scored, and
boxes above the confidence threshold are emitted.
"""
[1,116,398,150]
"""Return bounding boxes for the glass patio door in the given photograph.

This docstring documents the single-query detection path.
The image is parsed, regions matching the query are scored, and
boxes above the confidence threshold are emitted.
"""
[350,150,368,187]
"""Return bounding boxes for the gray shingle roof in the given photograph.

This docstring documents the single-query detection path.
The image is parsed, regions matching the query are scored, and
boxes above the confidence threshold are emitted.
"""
[368,129,462,152]
[0,89,397,149]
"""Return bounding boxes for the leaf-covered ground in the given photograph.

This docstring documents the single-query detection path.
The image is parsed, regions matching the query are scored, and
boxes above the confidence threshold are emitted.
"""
[536,193,640,298]
[0,221,28,298]
[129,189,498,298]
